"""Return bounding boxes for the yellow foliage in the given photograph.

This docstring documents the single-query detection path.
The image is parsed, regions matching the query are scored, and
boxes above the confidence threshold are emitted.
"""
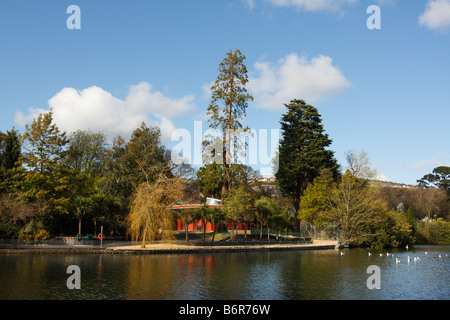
[127,175,184,248]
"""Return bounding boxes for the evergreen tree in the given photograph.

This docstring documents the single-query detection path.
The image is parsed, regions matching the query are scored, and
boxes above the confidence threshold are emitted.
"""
[0,128,21,170]
[275,99,339,231]
[417,166,450,198]
[205,49,253,201]
[0,128,21,194]
[18,112,70,216]
[406,206,416,235]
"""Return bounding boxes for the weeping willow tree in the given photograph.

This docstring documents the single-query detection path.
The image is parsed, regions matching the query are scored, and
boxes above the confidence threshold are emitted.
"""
[127,174,184,248]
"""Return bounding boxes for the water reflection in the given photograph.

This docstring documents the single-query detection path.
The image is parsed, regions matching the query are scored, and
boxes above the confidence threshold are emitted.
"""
[0,245,448,300]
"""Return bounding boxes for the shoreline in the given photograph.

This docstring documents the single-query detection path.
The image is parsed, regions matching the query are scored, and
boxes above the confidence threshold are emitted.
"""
[0,240,338,254]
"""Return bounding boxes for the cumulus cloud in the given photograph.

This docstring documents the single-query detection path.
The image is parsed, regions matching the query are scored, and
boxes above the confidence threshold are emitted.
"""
[247,53,351,111]
[419,0,450,31]
[15,82,196,143]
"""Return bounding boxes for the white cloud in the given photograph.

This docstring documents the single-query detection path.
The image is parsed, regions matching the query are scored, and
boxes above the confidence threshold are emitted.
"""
[374,0,396,6]
[419,0,450,31]
[15,82,196,143]
[262,0,357,12]
[243,0,256,10]
[397,157,444,172]
[248,53,351,111]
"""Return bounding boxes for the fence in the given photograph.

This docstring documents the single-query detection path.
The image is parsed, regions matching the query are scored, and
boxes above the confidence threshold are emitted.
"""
[0,237,131,249]
[250,222,339,241]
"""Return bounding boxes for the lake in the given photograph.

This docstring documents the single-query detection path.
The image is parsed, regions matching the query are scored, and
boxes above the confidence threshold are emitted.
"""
[0,245,448,300]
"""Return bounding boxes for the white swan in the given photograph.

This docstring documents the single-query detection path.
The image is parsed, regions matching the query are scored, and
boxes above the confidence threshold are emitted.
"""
[368,252,372,256]
[395,258,401,264]
[407,256,411,263]
[340,251,345,255]
[386,253,391,256]
[380,253,383,257]
[406,244,409,250]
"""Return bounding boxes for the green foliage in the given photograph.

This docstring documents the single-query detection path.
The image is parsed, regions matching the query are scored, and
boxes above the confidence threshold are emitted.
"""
[368,210,414,250]
[0,128,21,171]
[207,49,253,135]
[0,221,20,239]
[299,169,335,227]
[300,169,414,248]
[196,163,223,199]
[64,129,107,176]
[417,166,450,197]
[0,128,22,194]
[17,112,71,216]
[205,49,253,199]
[416,219,450,245]
[406,206,416,234]
[20,112,69,174]
[225,185,254,234]
[275,99,339,230]
[100,123,168,199]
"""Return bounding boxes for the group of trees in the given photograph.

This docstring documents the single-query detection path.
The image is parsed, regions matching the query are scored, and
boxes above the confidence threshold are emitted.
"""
[1,48,448,248]
[0,111,179,240]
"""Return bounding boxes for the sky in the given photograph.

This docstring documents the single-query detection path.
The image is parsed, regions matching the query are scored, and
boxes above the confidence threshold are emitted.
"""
[0,0,449,185]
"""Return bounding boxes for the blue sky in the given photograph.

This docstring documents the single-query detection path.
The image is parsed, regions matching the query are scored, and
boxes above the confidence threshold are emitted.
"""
[1,0,449,184]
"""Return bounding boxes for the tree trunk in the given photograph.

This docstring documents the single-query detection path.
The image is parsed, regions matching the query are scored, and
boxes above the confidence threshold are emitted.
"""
[78,218,82,235]
[260,220,263,240]
[293,200,300,232]
[221,103,232,202]
[203,218,207,242]
[211,222,217,242]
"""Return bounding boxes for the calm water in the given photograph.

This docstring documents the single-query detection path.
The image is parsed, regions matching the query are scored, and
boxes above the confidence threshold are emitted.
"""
[0,245,448,300]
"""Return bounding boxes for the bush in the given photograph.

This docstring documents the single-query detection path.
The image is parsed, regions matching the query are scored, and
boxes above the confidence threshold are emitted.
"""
[369,210,415,250]
[18,220,51,243]
[0,221,20,239]
[416,219,450,245]
[33,229,50,241]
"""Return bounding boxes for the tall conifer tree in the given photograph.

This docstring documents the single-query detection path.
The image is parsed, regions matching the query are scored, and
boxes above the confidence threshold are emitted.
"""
[205,49,253,201]
[275,99,339,231]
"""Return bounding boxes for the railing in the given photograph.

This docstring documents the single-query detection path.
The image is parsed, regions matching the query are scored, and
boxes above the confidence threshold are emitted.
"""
[0,238,131,249]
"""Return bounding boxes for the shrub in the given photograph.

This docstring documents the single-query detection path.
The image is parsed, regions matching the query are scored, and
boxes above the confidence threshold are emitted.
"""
[415,219,450,244]
[370,210,415,250]
[0,221,20,239]
[18,220,51,243]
